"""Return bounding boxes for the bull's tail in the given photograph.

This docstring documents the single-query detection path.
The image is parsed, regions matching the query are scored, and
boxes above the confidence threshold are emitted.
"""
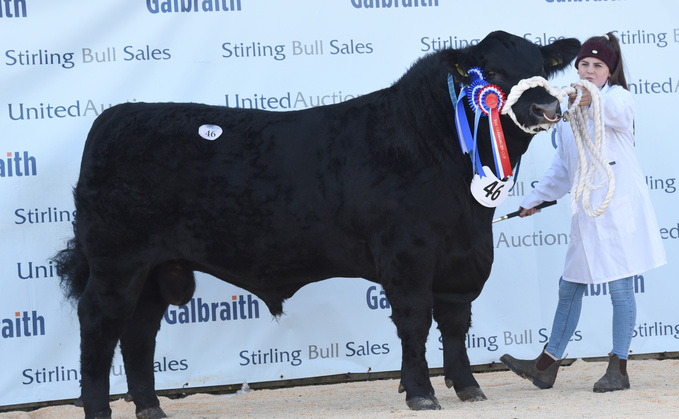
[53,231,90,302]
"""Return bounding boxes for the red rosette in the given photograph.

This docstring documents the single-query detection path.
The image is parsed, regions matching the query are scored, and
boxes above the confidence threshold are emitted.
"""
[478,84,506,115]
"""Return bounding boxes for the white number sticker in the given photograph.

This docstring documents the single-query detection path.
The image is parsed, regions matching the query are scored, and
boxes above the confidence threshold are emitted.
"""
[198,124,223,141]
[470,166,513,208]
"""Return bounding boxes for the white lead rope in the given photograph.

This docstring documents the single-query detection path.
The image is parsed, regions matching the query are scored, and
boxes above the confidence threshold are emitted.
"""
[502,77,615,218]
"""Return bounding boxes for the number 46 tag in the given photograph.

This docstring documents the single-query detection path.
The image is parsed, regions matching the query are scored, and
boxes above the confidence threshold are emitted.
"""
[470,165,513,208]
[198,124,223,141]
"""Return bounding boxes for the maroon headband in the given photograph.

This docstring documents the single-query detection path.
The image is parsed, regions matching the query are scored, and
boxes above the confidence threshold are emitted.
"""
[575,39,617,71]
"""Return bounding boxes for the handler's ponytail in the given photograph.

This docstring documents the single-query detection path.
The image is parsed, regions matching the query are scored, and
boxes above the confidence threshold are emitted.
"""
[596,32,628,90]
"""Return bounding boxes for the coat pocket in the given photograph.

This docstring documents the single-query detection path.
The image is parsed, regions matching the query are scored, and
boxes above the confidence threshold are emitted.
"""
[594,195,637,240]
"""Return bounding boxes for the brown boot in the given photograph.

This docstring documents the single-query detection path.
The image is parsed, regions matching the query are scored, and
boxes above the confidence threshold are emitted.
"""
[593,354,630,393]
[500,348,562,389]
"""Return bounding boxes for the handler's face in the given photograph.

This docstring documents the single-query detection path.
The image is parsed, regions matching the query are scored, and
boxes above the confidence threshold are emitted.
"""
[577,57,610,89]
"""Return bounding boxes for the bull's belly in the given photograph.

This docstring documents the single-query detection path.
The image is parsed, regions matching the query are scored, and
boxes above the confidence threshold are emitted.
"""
[175,233,378,312]
[155,217,376,286]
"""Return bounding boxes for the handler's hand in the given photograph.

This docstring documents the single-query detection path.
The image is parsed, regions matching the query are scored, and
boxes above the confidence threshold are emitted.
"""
[519,206,537,218]
[568,84,591,107]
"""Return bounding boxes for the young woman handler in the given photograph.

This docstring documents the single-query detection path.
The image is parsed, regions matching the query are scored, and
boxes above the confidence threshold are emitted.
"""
[500,32,666,392]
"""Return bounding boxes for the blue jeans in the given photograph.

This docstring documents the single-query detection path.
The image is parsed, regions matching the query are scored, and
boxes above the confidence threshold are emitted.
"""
[545,277,636,360]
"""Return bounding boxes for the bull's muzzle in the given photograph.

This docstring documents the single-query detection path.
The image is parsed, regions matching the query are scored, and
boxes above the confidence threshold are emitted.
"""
[532,99,561,123]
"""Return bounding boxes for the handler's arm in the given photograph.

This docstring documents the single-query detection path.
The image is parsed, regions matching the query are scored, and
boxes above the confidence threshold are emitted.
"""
[519,147,570,217]
[587,86,634,134]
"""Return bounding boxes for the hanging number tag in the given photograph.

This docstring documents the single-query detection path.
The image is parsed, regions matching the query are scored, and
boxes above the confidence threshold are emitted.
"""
[198,124,223,141]
[471,166,513,208]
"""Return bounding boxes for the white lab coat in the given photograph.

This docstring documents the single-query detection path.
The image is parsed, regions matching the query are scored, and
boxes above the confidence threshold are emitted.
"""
[522,83,667,284]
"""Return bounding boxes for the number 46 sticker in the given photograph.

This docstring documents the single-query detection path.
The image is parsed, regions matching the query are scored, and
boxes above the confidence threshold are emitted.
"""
[198,124,223,141]
[470,165,513,208]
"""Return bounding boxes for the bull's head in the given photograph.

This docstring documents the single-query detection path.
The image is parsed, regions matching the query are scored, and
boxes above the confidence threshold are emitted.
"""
[447,31,581,134]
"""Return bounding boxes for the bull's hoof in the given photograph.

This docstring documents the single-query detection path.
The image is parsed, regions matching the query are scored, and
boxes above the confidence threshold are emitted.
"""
[406,395,441,410]
[455,386,487,402]
[136,407,167,419]
[397,382,405,393]
[74,397,84,407]
[87,410,112,419]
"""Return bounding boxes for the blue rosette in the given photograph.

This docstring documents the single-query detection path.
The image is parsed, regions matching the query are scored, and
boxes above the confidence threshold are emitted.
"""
[467,79,487,114]
[468,67,484,82]
[465,67,488,114]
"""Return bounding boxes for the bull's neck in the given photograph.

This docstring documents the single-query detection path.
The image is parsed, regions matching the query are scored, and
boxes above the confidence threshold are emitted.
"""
[389,55,459,145]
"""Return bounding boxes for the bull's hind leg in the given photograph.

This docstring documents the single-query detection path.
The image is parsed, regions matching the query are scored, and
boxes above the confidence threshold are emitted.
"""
[119,277,171,418]
[433,298,487,402]
[120,262,195,419]
[78,266,150,419]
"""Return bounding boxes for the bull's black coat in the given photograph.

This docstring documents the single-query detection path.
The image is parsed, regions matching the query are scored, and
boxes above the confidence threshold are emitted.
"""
[55,31,580,418]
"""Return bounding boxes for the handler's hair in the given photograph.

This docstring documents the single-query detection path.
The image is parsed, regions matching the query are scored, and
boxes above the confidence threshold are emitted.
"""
[585,32,628,90]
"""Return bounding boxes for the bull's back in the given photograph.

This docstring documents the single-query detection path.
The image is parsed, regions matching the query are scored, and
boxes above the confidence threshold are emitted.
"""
[74,102,373,276]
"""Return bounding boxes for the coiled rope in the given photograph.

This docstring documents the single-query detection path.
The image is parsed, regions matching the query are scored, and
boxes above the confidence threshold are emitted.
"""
[501,77,615,218]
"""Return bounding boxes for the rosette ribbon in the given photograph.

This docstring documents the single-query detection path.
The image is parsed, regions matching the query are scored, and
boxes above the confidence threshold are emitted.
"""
[448,73,484,175]
[478,84,512,180]
[448,68,512,181]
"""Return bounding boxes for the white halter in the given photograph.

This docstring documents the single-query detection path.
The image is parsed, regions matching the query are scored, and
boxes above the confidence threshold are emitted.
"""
[502,77,615,218]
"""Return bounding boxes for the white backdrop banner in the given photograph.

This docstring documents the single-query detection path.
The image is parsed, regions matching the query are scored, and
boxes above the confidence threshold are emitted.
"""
[1,0,678,408]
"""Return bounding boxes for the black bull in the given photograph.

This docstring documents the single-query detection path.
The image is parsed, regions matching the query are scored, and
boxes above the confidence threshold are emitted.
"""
[54,31,580,418]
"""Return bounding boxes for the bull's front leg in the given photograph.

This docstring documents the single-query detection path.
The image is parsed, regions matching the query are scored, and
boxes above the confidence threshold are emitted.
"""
[433,295,487,402]
[386,283,440,410]
[372,228,440,410]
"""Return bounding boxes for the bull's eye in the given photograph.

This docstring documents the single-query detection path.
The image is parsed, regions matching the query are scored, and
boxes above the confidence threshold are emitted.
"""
[485,71,497,80]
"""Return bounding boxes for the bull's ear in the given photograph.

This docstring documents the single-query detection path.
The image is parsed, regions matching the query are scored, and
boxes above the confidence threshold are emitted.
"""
[442,50,470,84]
[541,38,581,77]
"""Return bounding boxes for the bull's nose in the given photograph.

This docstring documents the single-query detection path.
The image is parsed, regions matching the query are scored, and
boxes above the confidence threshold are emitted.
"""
[532,101,561,123]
